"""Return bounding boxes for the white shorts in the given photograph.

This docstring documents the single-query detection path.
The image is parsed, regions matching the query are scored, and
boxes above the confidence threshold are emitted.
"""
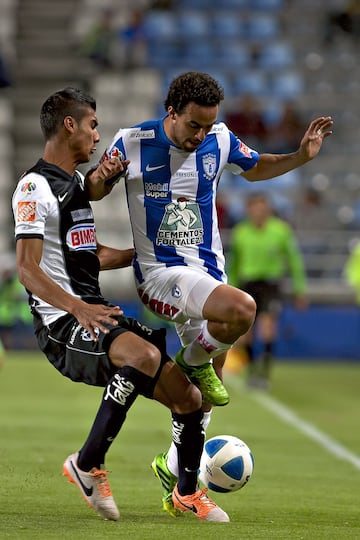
[136,266,223,345]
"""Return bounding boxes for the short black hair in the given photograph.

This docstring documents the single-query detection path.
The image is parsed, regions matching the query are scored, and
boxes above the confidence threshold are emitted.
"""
[40,87,96,140]
[246,192,270,205]
[164,72,224,114]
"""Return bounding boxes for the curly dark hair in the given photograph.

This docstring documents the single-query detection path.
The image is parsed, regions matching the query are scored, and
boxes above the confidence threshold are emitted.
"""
[40,87,96,140]
[164,72,224,114]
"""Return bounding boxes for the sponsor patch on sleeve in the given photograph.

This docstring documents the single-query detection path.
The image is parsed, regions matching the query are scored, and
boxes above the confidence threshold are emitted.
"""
[238,140,252,158]
[17,201,36,222]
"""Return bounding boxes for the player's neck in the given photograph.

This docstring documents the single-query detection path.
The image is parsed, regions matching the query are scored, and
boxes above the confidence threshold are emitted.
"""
[163,116,176,146]
[43,141,77,176]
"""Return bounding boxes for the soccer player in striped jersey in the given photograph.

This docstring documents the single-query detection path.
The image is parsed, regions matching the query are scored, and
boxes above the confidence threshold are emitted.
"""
[98,71,333,515]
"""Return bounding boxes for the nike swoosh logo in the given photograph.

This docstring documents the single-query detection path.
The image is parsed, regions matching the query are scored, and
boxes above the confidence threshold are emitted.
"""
[58,192,68,203]
[173,491,197,513]
[145,164,166,172]
[71,459,93,497]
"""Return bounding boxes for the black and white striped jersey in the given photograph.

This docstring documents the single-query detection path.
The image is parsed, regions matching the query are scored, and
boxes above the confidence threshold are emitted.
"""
[12,159,104,326]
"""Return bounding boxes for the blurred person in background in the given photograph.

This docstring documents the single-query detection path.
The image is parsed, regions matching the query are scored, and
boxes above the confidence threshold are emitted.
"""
[0,268,32,349]
[227,192,308,389]
[224,94,268,150]
[78,8,118,70]
[117,8,148,70]
[78,7,149,72]
[324,0,360,44]
[265,101,307,154]
[344,241,360,303]
[0,52,11,88]
[0,336,5,368]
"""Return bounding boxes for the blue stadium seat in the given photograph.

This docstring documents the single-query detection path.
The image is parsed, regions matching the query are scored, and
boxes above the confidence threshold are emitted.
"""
[216,41,251,69]
[182,43,217,70]
[212,14,245,39]
[252,0,284,10]
[218,0,250,8]
[208,71,235,98]
[148,42,183,69]
[178,0,218,7]
[257,42,294,70]
[233,70,269,97]
[143,11,177,41]
[271,71,304,99]
[177,11,210,38]
[246,14,280,40]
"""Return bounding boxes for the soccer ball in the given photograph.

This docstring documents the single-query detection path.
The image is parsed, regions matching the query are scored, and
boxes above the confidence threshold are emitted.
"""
[199,435,254,493]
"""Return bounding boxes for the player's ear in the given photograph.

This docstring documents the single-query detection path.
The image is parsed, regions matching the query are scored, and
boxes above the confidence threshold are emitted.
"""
[64,116,76,132]
[168,107,176,120]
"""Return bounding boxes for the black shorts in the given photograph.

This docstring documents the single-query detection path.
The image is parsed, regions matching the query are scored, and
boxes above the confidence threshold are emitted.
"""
[35,313,168,387]
[241,280,282,315]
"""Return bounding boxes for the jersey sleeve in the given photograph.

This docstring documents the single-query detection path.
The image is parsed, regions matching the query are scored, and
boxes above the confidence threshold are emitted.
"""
[226,130,260,174]
[12,173,54,240]
[104,128,127,162]
[283,224,307,295]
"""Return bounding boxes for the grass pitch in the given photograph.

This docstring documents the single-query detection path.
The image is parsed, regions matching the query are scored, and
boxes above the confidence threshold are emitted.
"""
[0,352,359,539]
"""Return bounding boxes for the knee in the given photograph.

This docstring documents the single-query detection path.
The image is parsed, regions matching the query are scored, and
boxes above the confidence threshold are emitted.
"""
[134,343,161,377]
[110,340,161,377]
[233,292,257,330]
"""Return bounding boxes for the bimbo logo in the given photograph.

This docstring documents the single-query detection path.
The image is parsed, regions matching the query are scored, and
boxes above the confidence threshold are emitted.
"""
[138,288,180,319]
[66,223,96,251]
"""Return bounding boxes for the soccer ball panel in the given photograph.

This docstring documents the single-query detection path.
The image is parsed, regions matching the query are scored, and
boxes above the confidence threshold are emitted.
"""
[199,435,254,493]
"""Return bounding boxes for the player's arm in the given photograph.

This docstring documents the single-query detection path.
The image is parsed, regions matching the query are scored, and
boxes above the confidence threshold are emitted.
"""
[86,156,130,201]
[242,116,333,182]
[283,229,308,309]
[226,226,242,287]
[97,243,134,270]
[16,237,122,340]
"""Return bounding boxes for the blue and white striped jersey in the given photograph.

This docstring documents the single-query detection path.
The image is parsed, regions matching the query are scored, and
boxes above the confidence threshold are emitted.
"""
[106,117,259,284]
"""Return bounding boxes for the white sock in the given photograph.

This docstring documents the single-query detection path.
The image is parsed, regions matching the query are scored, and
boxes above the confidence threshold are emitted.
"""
[166,410,213,477]
[183,322,231,366]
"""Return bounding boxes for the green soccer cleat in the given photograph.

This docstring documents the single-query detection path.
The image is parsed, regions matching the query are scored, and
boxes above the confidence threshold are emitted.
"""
[151,452,180,517]
[175,347,229,406]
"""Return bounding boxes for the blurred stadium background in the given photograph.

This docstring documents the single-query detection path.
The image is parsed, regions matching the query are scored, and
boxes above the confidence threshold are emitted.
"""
[1,0,360,357]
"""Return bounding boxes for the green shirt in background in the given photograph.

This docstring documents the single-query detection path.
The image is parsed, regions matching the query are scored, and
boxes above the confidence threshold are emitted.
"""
[227,216,307,295]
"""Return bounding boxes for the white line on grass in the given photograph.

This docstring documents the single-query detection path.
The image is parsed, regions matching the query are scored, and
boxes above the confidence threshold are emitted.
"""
[227,378,360,471]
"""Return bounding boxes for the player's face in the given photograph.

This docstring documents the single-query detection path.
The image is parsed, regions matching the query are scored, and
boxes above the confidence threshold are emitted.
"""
[247,197,271,224]
[167,102,218,152]
[71,107,100,163]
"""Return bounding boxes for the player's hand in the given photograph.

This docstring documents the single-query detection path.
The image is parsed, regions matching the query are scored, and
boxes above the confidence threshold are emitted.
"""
[294,295,308,311]
[86,158,130,200]
[97,157,130,184]
[72,302,123,341]
[298,116,333,161]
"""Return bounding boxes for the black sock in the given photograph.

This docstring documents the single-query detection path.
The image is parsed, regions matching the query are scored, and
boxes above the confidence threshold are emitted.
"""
[77,366,150,471]
[245,344,255,372]
[172,408,204,496]
[262,342,273,377]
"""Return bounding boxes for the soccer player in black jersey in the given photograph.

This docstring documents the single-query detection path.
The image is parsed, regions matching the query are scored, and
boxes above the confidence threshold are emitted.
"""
[12,87,229,522]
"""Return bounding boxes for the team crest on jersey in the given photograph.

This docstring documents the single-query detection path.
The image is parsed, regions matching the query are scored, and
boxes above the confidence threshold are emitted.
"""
[110,146,124,161]
[171,284,182,298]
[202,153,217,180]
[81,327,99,341]
[21,181,36,192]
[66,223,96,251]
[156,198,204,247]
